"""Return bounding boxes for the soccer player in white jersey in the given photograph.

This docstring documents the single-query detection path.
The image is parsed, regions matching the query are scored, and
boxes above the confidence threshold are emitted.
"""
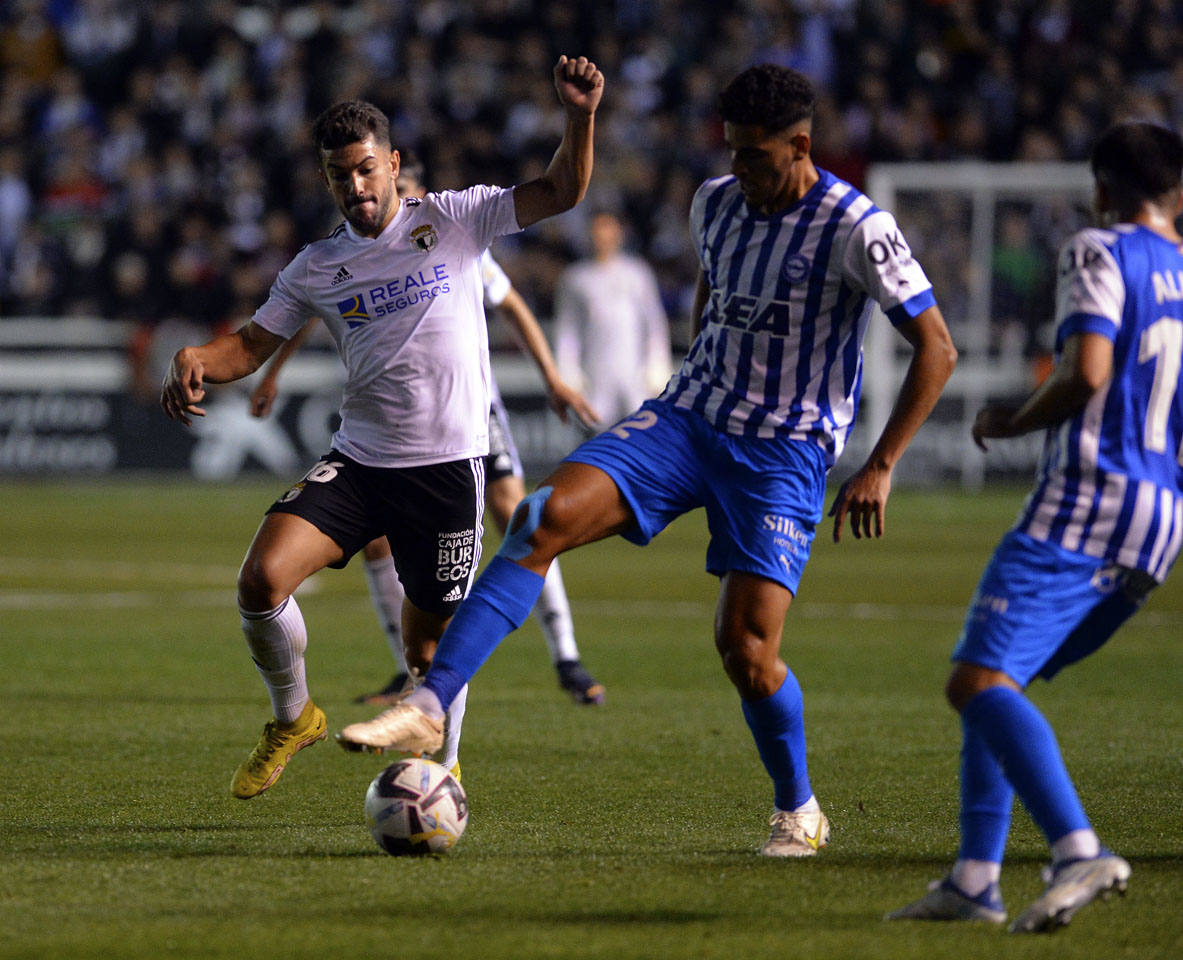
[160,55,605,798]
[554,210,672,423]
[337,63,957,857]
[889,122,1183,931]
[247,156,607,711]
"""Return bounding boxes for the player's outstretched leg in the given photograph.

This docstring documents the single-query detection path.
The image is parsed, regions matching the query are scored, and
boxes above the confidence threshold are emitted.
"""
[337,556,545,753]
[233,596,326,797]
[439,682,468,782]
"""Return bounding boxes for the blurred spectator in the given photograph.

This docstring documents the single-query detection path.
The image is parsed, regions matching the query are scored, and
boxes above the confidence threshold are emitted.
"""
[0,145,32,271]
[0,0,1175,377]
[554,211,672,424]
[0,1,63,89]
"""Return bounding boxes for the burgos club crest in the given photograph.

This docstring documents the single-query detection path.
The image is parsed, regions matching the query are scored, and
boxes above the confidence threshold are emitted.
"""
[410,224,438,252]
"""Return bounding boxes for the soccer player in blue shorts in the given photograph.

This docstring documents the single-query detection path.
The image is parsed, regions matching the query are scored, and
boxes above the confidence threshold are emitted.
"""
[338,64,957,856]
[889,121,1183,931]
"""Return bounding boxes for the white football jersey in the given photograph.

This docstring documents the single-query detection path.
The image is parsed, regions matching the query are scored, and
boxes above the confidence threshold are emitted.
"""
[480,249,511,309]
[252,186,520,467]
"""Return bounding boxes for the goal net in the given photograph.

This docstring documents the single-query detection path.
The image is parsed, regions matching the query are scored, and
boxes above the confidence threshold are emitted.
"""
[854,161,1095,489]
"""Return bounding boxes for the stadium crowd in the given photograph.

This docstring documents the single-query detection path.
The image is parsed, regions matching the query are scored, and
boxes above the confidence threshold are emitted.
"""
[0,0,1180,368]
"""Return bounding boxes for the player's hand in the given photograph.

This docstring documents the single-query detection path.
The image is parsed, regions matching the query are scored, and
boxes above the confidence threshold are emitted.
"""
[250,378,278,418]
[971,404,1019,451]
[553,56,604,116]
[828,463,892,543]
[160,348,208,426]
[546,378,601,429]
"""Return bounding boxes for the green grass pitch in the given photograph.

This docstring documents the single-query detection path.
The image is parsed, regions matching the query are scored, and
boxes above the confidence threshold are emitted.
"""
[1,477,1180,960]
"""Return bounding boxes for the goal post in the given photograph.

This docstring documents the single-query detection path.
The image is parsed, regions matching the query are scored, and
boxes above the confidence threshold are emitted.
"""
[856,161,1095,489]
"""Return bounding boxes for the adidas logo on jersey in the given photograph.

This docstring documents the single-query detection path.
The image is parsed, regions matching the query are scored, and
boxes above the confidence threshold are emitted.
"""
[443,585,463,602]
[330,265,353,287]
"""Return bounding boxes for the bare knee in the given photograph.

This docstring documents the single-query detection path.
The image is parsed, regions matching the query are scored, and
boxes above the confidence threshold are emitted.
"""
[237,554,288,612]
[503,485,578,564]
[501,463,631,567]
[945,662,1021,713]
[712,572,792,700]
[717,633,786,700]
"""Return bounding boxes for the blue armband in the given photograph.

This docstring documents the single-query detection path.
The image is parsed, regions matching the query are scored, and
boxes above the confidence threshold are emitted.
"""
[497,485,553,561]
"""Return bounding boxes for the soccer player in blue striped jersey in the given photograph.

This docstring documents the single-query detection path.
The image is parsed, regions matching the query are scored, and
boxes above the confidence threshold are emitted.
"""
[338,64,957,857]
[889,121,1183,932]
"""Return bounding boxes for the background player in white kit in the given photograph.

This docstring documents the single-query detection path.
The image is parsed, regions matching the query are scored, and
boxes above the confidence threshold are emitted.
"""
[554,210,672,424]
[337,64,957,858]
[160,55,604,798]
[248,155,608,711]
[889,122,1183,932]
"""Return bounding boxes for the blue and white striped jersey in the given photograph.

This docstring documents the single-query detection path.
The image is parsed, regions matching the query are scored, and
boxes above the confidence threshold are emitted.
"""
[1016,224,1183,581]
[659,169,936,463]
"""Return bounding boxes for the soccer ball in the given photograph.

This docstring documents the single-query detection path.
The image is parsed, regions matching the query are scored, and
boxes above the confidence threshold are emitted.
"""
[364,757,468,855]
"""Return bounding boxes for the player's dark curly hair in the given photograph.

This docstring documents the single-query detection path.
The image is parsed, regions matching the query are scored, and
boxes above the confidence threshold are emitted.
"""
[718,64,815,132]
[311,100,391,153]
[1091,121,1183,205]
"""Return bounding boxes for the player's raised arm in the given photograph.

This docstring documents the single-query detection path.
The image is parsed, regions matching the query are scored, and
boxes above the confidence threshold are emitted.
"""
[829,305,957,541]
[513,56,603,229]
[161,321,285,425]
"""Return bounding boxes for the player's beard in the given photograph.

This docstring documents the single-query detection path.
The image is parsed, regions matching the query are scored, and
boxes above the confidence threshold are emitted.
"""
[345,186,394,236]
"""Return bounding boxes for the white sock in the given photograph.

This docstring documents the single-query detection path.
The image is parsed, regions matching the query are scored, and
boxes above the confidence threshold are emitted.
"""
[951,859,1002,897]
[440,683,468,771]
[405,685,444,720]
[788,794,820,815]
[240,596,309,724]
[1051,828,1101,865]
[363,554,410,673]
[534,560,580,664]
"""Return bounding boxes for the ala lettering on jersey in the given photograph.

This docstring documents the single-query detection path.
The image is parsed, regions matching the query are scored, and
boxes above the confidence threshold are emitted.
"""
[1152,270,1183,304]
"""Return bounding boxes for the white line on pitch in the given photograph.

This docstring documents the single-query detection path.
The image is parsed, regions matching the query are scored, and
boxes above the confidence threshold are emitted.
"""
[2,590,1180,629]
[0,555,239,584]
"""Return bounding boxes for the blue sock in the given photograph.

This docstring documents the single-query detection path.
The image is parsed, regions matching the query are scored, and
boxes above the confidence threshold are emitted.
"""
[741,670,812,811]
[423,556,544,708]
[958,721,1013,863]
[962,686,1091,846]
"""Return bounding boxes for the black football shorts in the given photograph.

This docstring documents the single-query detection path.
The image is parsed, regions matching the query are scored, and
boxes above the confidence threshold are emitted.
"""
[267,450,485,616]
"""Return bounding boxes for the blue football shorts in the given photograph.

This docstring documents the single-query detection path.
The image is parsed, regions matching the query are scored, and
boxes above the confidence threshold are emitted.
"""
[953,530,1155,686]
[564,399,827,594]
